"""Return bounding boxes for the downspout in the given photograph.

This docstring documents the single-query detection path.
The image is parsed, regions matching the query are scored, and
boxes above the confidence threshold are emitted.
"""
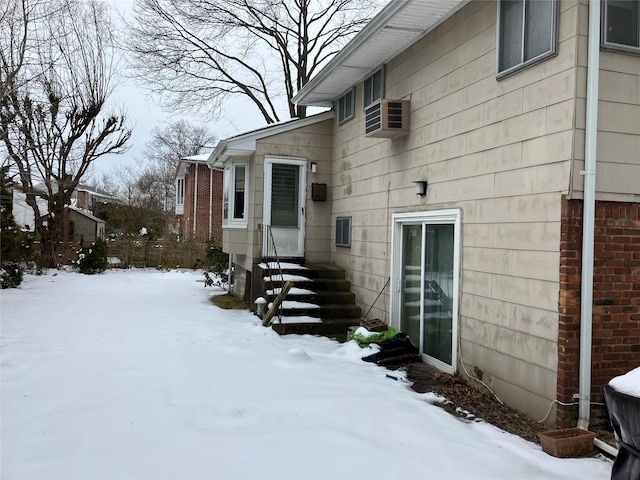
[578,0,600,431]
[209,168,213,239]
[193,164,198,237]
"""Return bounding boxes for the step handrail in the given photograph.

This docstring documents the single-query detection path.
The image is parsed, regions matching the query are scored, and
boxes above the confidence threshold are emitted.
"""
[260,224,287,325]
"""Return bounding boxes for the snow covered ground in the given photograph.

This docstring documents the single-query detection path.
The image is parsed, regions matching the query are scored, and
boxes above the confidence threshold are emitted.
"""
[1,269,613,479]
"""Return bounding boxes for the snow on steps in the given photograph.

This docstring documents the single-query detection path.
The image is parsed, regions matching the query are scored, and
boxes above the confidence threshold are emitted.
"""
[260,262,361,339]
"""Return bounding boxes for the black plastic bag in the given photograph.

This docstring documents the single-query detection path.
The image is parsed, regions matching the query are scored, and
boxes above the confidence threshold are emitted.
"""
[604,384,640,480]
[362,332,420,365]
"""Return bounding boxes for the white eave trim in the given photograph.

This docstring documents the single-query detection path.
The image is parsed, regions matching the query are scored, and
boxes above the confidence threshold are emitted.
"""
[293,0,470,107]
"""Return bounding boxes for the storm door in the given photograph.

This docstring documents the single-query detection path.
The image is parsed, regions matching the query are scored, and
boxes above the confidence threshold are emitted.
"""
[392,210,460,373]
[263,157,306,257]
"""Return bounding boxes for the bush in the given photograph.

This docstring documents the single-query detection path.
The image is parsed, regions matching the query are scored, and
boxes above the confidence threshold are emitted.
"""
[0,262,24,289]
[75,238,108,274]
[202,239,229,287]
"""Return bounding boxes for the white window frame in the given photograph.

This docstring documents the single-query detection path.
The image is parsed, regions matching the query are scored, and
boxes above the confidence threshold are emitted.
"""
[337,88,355,125]
[390,209,461,374]
[175,177,185,215]
[175,178,185,206]
[363,67,385,109]
[496,0,559,79]
[601,0,640,54]
[223,161,248,228]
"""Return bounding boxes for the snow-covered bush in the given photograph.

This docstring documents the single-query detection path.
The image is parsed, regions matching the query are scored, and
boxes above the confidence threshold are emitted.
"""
[75,239,108,274]
[1,262,23,289]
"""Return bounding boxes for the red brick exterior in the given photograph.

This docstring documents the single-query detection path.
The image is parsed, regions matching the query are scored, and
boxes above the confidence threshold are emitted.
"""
[557,197,640,427]
[180,164,223,244]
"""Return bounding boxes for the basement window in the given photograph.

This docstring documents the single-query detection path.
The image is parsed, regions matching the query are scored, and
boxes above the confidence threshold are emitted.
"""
[336,216,352,247]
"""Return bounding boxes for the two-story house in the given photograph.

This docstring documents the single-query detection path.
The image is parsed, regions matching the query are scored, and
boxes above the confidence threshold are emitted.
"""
[173,154,224,243]
[208,0,639,430]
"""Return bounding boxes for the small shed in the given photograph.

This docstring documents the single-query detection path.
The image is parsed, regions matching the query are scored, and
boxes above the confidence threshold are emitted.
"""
[68,207,105,243]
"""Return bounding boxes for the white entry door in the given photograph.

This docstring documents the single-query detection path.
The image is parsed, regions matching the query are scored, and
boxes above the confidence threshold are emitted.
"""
[263,157,306,258]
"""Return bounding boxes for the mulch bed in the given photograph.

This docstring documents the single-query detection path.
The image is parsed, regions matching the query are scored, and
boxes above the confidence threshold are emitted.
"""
[396,361,616,449]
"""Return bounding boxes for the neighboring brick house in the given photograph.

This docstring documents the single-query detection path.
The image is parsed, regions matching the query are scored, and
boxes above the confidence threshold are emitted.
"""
[174,154,223,243]
[209,0,639,431]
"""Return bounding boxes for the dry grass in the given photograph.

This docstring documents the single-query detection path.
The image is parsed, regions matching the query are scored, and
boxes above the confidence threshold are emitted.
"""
[210,293,251,310]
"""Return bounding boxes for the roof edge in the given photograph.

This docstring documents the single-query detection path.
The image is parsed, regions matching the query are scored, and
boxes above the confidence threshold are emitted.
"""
[207,111,334,167]
[292,0,410,106]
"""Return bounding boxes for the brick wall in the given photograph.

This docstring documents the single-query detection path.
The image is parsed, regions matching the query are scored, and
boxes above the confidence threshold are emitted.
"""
[179,164,223,244]
[557,197,640,427]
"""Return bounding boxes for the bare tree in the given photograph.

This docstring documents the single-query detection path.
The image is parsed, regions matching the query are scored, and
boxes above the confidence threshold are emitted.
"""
[101,118,215,215]
[0,0,131,266]
[125,0,383,123]
[143,120,215,211]
[0,0,31,101]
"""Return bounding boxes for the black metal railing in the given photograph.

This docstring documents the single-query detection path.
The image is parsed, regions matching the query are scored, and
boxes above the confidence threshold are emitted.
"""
[259,224,285,324]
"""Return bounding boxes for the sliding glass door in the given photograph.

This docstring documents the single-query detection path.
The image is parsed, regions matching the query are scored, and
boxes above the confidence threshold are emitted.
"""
[393,211,460,373]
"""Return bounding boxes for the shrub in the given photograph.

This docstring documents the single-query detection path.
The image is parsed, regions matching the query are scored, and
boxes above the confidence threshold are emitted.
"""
[0,262,24,289]
[1,168,38,287]
[202,239,229,287]
[76,238,108,274]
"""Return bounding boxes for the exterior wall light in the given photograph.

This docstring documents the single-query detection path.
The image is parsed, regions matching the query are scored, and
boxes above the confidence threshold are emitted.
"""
[310,161,318,173]
[414,180,428,196]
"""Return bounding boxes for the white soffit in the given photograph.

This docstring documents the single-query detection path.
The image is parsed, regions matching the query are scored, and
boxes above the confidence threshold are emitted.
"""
[293,0,470,107]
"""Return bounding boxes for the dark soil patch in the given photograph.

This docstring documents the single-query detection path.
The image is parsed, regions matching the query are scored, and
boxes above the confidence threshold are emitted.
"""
[399,362,616,449]
[210,293,251,310]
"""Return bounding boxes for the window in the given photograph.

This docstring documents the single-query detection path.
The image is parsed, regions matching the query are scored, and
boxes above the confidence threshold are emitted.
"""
[270,164,299,227]
[602,0,640,53]
[335,216,351,247]
[175,178,185,214]
[338,88,355,125]
[497,0,558,78]
[363,68,384,108]
[223,162,248,227]
[176,178,185,206]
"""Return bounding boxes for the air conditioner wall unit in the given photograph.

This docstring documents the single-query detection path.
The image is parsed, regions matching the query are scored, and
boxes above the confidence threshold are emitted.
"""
[364,99,410,138]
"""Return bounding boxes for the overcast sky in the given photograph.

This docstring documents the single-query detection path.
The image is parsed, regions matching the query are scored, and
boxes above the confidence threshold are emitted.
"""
[91,0,283,182]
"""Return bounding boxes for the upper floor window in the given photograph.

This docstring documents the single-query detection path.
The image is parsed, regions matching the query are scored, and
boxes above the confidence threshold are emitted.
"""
[176,178,184,205]
[338,88,355,125]
[363,67,384,108]
[497,0,558,78]
[602,0,640,53]
[223,162,248,227]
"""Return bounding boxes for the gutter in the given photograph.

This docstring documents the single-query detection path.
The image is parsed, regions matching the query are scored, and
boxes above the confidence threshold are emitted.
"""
[578,0,600,431]
[209,168,213,238]
[193,163,198,237]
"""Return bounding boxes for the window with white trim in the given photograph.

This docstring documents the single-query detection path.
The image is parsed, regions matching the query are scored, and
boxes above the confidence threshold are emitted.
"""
[223,162,248,227]
[175,178,184,206]
[363,68,384,108]
[497,0,558,78]
[602,0,640,53]
[338,88,355,125]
